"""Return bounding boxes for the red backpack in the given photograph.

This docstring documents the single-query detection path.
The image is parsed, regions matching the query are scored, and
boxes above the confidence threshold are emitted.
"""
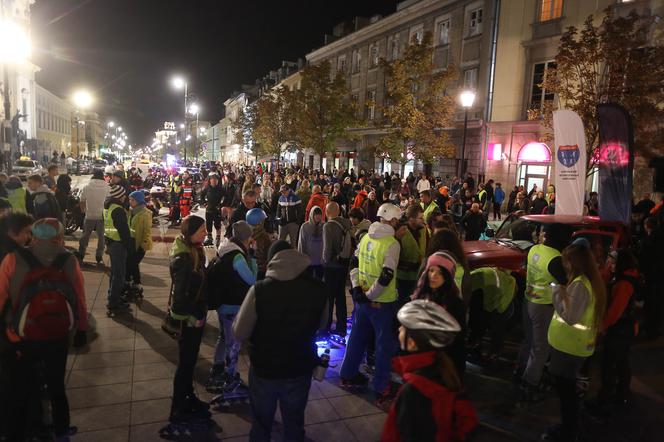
[10,248,78,342]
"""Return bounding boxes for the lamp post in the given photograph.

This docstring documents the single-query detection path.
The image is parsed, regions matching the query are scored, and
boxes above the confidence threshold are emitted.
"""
[0,18,31,173]
[458,90,476,179]
[171,77,188,164]
[72,90,93,158]
[189,103,200,164]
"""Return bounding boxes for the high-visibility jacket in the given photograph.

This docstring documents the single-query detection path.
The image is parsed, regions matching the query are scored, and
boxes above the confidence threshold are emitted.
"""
[104,203,127,241]
[397,227,428,281]
[470,267,516,313]
[421,201,439,224]
[525,244,561,304]
[548,275,596,357]
[7,187,27,213]
[358,234,398,303]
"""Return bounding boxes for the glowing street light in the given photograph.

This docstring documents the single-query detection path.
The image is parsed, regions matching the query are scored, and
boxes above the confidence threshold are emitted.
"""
[171,75,189,163]
[458,90,476,178]
[72,90,93,109]
[108,121,115,128]
[0,20,31,63]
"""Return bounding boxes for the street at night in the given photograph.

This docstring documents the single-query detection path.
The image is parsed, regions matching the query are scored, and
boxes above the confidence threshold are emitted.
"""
[0,0,663,441]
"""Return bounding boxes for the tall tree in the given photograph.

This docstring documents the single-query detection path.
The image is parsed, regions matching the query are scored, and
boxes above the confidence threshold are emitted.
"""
[378,32,458,172]
[235,86,297,159]
[535,9,664,175]
[293,61,361,164]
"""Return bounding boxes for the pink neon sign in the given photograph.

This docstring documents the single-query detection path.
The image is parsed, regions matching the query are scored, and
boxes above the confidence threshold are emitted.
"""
[487,143,502,160]
[599,143,630,167]
[517,142,551,163]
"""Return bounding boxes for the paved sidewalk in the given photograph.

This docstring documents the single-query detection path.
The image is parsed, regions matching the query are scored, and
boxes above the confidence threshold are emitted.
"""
[65,226,664,441]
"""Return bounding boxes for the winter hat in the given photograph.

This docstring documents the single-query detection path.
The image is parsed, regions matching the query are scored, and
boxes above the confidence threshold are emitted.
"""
[129,190,146,205]
[412,251,458,299]
[5,176,22,190]
[109,184,126,200]
[268,240,291,262]
[92,169,104,180]
[32,218,64,242]
[185,215,205,237]
[232,221,252,243]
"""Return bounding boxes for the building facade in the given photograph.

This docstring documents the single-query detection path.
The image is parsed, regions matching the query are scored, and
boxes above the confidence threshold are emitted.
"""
[35,84,72,157]
[485,0,663,195]
[306,0,498,177]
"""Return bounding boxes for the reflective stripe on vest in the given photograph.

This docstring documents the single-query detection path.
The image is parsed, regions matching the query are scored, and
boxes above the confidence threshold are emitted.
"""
[421,201,439,223]
[104,203,125,241]
[358,234,398,303]
[548,275,596,357]
[525,244,561,304]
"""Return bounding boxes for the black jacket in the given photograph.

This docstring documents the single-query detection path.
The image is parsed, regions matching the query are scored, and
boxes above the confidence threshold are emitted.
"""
[201,183,225,211]
[208,241,252,308]
[169,238,207,320]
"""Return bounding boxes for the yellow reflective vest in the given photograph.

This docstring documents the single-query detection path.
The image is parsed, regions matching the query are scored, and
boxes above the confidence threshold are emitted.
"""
[525,244,561,304]
[548,275,596,357]
[104,203,127,241]
[358,234,398,303]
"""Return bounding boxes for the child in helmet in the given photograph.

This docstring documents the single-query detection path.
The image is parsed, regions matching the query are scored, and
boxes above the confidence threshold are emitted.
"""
[382,299,478,442]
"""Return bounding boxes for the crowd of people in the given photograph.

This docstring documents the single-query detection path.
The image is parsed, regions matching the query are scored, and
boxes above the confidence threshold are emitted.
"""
[0,160,662,441]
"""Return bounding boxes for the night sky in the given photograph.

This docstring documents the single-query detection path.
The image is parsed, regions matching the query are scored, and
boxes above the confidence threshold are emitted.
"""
[31,0,397,146]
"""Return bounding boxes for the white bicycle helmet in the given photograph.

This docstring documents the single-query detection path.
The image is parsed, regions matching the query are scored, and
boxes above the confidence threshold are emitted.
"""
[397,299,460,349]
[377,203,401,222]
[104,165,115,174]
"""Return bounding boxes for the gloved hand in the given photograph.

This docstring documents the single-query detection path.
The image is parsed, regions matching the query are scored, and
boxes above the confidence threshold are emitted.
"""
[351,286,369,304]
[73,330,87,348]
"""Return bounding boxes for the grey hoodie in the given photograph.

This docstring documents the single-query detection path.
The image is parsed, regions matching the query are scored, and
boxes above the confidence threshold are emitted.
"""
[298,207,324,266]
[232,249,329,342]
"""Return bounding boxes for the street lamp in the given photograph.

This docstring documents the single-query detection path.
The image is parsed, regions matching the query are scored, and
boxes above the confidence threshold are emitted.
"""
[458,90,476,178]
[72,89,94,158]
[171,76,188,164]
[189,103,200,163]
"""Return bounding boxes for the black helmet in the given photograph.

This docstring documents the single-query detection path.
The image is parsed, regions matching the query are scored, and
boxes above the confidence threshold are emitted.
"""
[397,300,460,349]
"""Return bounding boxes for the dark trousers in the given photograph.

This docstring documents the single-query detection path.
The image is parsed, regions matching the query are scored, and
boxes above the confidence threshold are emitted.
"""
[172,326,204,410]
[107,241,127,307]
[324,266,348,335]
[396,278,417,308]
[126,248,145,285]
[599,329,633,402]
[309,265,324,280]
[643,283,663,338]
[205,210,222,236]
[468,289,513,355]
[549,348,586,438]
[493,202,502,220]
[248,367,311,442]
[2,339,70,439]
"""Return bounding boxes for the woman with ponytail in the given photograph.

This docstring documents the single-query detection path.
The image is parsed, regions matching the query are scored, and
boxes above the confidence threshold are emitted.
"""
[542,243,607,441]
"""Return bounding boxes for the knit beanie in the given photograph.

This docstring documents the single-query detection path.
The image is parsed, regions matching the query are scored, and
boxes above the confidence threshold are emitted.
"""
[232,221,252,243]
[412,251,458,299]
[268,240,291,262]
[109,184,126,200]
[185,215,205,237]
[129,190,146,205]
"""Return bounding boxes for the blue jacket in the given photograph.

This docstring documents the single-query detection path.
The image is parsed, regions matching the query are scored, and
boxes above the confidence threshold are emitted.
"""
[494,187,505,205]
[277,190,303,225]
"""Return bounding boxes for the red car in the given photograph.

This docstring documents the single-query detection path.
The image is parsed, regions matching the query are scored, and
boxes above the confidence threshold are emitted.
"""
[462,214,630,274]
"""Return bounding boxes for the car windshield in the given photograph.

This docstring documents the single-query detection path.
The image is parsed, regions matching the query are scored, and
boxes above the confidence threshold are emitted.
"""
[15,160,35,167]
[495,217,543,244]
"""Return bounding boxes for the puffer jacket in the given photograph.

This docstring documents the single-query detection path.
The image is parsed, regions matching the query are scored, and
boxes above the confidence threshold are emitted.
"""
[130,205,153,252]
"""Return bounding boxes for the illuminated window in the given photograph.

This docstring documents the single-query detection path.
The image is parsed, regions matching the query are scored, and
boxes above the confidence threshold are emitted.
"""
[438,19,450,45]
[469,8,483,36]
[369,43,379,68]
[410,24,424,45]
[352,49,361,73]
[464,68,479,89]
[539,0,563,22]
[366,90,376,120]
[388,34,400,60]
[337,55,346,73]
[529,60,556,111]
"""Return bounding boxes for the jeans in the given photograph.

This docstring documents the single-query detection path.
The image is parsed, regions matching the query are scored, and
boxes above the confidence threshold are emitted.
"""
[2,339,70,439]
[78,218,104,260]
[126,248,145,285]
[107,241,127,307]
[493,202,502,220]
[278,222,300,248]
[521,302,554,386]
[324,266,348,334]
[248,367,311,442]
[173,326,204,409]
[214,310,240,375]
[340,301,398,393]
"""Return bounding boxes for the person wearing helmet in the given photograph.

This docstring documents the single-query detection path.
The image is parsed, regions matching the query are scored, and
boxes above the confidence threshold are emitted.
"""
[340,202,402,409]
[381,299,477,442]
[246,207,271,280]
[200,173,224,246]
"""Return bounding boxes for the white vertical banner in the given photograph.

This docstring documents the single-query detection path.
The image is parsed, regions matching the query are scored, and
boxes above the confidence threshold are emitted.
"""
[553,110,587,216]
